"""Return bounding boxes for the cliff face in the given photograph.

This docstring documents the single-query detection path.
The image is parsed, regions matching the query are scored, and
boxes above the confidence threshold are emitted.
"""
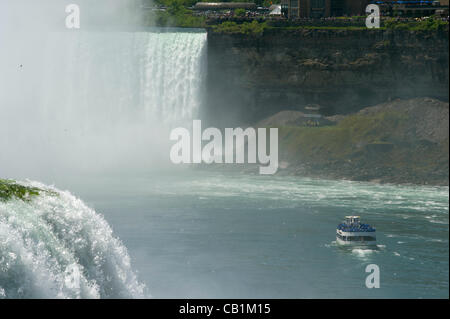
[275,98,449,186]
[204,29,449,126]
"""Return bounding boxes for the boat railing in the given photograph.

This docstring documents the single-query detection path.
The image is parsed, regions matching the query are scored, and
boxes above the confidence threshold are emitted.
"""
[337,223,376,232]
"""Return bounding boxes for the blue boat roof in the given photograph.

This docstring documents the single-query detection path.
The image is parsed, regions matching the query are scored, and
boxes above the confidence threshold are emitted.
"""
[337,223,376,232]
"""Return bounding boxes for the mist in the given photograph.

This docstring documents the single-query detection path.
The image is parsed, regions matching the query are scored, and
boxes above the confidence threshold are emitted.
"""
[0,0,206,184]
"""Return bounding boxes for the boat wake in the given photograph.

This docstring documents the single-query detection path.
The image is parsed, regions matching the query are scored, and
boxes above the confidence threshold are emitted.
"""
[351,248,376,259]
[0,181,146,299]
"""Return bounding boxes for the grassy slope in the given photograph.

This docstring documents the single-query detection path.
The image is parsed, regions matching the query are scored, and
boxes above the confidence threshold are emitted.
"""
[276,110,449,184]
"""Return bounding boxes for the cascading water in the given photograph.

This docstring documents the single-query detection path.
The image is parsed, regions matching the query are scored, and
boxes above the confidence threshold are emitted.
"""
[0,30,207,179]
[39,31,206,126]
[0,181,146,298]
[0,14,207,297]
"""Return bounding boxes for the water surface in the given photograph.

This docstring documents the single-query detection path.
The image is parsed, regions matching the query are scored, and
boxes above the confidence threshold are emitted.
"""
[67,171,449,298]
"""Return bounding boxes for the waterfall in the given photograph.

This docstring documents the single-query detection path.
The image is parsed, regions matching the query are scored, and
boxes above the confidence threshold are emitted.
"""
[0,30,207,179]
[0,180,147,299]
[39,31,206,125]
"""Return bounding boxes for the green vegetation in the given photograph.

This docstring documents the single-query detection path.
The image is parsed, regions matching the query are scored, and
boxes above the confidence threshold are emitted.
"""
[154,10,206,28]
[278,110,409,163]
[0,179,43,202]
[279,25,368,31]
[273,109,448,184]
[210,21,370,34]
[212,20,268,35]
[152,0,281,5]
[147,0,206,28]
[234,8,246,17]
[143,0,448,31]
[147,0,282,28]
[209,17,448,35]
[384,17,448,31]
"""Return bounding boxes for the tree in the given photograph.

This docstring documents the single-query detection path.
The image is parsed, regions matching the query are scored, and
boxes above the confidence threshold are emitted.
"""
[235,8,246,17]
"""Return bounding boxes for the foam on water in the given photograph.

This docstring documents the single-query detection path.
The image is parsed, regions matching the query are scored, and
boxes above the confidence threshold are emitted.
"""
[48,172,448,298]
[166,174,449,216]
[0,181,146,299]
[351,248,375,259]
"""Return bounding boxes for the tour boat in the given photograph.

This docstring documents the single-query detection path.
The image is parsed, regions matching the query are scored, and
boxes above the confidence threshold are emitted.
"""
[336,216,376,246]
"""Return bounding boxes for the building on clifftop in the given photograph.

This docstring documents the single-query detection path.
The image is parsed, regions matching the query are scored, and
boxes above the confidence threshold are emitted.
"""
[281,0,369,18]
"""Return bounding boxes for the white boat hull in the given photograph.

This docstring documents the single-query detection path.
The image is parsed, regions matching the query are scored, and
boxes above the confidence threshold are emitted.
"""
[336,216,377,247]
[336,237,377,247]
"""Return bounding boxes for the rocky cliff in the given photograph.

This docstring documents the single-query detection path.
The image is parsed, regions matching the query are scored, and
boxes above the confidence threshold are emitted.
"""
[204,28,449,127]
[273,98,449,185]
[200,98,449,185]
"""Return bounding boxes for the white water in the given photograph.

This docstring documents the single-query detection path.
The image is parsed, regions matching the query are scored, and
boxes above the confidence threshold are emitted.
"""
[0,27,207,298]
[69,172,448,298]
[0,31,207,179]
[0,181,146,298]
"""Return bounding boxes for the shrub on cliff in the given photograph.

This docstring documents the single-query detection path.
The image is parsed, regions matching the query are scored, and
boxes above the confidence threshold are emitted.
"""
[234,8,246,17]
[0,180,41,202]
[384,18,448,31]
[212,21,268,35]
[144,0,206,28]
